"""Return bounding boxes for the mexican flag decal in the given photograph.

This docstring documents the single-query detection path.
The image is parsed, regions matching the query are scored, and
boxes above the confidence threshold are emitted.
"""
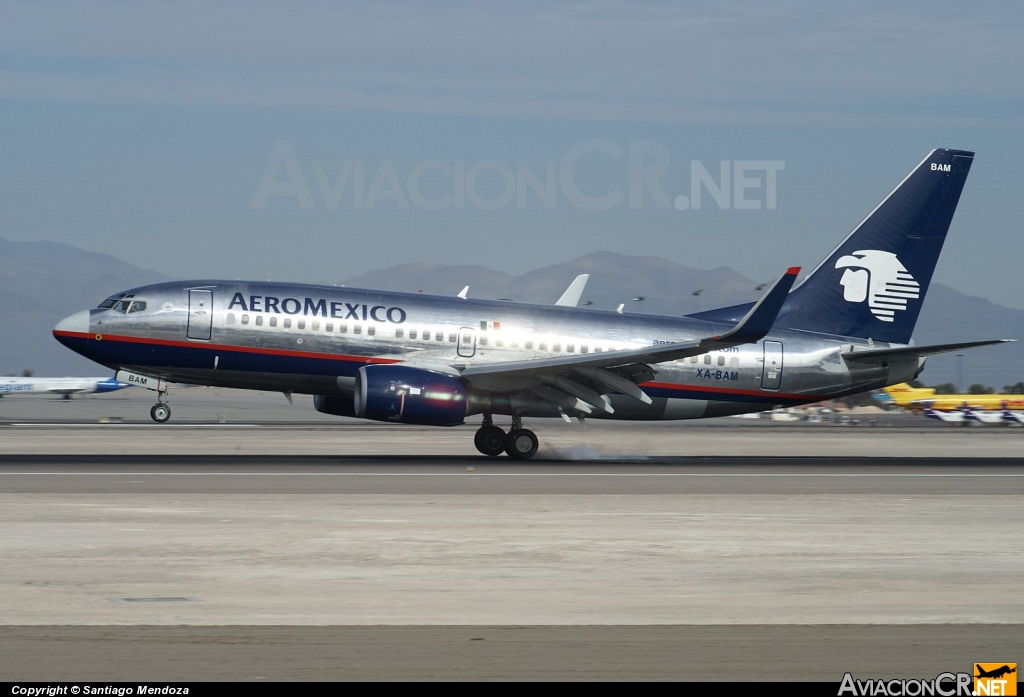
[480,321,501,331]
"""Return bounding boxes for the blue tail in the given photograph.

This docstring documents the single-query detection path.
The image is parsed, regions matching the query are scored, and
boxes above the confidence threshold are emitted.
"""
[694,149,975,344]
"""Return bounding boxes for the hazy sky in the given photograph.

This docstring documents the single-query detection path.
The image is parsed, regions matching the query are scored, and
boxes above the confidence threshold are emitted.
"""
[2,1,1022,306]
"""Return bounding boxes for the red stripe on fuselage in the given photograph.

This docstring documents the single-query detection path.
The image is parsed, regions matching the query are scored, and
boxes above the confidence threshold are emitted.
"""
[52,330,402,365]
[641,380,811,401]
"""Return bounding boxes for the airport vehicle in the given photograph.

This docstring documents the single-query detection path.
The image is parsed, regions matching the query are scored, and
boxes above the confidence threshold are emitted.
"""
[0,376,128,399]
[53,149,1014,457]
[879,383,1024,411]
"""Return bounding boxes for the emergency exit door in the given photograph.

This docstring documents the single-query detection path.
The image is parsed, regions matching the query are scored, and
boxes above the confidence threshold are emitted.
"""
[187,289,213,340]
[457,327,476,358]
[761,340,783,390]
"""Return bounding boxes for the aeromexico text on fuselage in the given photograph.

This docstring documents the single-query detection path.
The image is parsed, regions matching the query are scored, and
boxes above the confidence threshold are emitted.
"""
[228,293,407,324]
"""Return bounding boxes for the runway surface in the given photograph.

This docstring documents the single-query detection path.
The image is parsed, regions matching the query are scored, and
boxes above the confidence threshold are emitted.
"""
[3,395,1022,680]
[2,455,1024,494]
[3,625,1020,681]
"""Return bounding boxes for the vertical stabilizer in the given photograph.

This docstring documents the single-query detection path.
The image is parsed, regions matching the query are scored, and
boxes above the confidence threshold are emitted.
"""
[776,149,974,343]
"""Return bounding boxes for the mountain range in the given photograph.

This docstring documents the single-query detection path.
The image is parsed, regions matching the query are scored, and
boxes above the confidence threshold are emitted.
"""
[2,237,1020,388]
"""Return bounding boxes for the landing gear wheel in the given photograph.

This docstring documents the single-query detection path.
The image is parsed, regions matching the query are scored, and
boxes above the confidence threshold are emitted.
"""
[150,404,171,423]
[505,428,538,460]
[474,425,507,457]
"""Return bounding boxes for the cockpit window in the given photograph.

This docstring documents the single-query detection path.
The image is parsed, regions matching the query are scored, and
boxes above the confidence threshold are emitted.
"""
[101,294,138,313]
[98,293,131,309]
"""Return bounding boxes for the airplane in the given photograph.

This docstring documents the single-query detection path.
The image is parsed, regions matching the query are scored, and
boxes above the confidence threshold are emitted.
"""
[975,665,1017,680]
[1001,404,1024,425]
[0,376,128,399]
[53,148,1015,458]
[878,383,1024,411]
[923,403,969,425]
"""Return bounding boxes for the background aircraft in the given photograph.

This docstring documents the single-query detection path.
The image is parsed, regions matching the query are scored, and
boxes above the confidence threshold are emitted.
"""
[53,149,1013,457]
[878,383,1024,411]
[0,376,128,398]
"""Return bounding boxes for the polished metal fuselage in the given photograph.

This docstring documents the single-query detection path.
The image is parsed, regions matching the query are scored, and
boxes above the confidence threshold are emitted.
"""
[69,280,923,420]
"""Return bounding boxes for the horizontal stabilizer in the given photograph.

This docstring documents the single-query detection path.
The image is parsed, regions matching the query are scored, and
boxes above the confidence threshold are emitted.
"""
[842,339,1015,362]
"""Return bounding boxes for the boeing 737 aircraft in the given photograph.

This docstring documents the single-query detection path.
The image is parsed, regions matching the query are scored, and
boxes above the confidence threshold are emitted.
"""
[0,376,128,398]
[53,149,1014,458]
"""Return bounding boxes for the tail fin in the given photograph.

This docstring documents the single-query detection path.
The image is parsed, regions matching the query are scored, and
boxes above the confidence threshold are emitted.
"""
[776,149,974,343]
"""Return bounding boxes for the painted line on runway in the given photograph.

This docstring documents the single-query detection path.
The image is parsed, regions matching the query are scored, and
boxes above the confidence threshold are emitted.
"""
[1,472,1023,478]
[8,423,260,428]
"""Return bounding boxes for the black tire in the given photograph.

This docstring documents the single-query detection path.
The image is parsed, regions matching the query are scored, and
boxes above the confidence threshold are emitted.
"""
[150,404,171,423]
[474,425,506,457]
[505,428,538,460]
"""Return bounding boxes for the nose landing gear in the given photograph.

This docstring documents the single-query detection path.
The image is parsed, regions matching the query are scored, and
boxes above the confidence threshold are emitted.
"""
[473,414,539,460]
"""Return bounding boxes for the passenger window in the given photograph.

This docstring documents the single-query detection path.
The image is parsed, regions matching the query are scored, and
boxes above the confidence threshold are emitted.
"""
[311,321,319,331]
[354,325,362,334]
[255,316,263,326]
[525,340,533,349]
[396,328,404,338]
[368,326,375,336]
[338,323,347,333]
[566,343,574,353]
[241,314,249,325]
[479,337,488,346]
[298,320,306,330]
[704,355,711,364]
[325,322,333,332]
[409,329,417,339]
[270,317,277,327]
[284,318,292,329]
[553,343,561,352]
[690,356,697,363]
[448,333,456,342]
[539,342,547,351]
[496,339,504,347]
[730,357,739,369]
[511,341,518,348]
[594,346,601,353]
[718,355,725,366]
[462,333,471,343]
[435,331,443,342]
[422,329,430,340]
[227,313,235,325]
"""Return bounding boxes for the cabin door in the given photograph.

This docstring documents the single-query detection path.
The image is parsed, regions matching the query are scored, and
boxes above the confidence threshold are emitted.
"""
[187,289,213,340]
[761,341,784,390]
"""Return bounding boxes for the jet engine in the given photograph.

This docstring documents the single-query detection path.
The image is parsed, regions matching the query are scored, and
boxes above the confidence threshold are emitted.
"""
[354,365,467,426]
[312,394,357,417]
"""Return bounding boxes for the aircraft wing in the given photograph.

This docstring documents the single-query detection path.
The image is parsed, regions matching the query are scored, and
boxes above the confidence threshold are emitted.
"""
[459,267,799,403]
[842,339,1015,362]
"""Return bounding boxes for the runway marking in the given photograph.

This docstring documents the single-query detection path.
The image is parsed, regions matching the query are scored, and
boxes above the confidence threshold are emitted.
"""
[8,423,260,428]
[1,472,1023,478]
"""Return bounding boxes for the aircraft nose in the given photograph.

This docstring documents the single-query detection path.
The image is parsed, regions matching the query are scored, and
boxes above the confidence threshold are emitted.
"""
[54,310,91,335]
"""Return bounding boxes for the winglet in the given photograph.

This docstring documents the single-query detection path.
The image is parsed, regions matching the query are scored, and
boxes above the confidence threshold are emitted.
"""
[457,286,469,300]
[713,266,799,343]
[555,274,590,306]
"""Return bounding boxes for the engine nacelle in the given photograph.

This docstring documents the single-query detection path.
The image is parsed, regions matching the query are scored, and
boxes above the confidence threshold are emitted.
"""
[312,394,357,417]
[354,365,467,426]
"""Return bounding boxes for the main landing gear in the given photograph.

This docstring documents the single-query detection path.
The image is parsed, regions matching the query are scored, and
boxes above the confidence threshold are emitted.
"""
[473,414,539,460]
[150,389,171,423]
